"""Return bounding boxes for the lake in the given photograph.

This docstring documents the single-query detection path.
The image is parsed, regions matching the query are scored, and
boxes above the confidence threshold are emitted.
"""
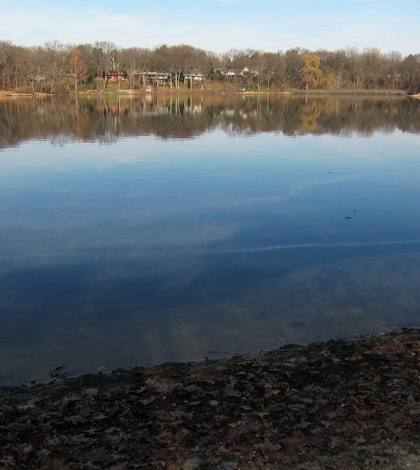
[1,94,420,385]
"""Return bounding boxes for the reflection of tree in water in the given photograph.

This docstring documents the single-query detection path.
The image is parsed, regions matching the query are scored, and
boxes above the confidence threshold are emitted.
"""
[1,95,420,149]
[298,99,334,134]
[72,98,92,140]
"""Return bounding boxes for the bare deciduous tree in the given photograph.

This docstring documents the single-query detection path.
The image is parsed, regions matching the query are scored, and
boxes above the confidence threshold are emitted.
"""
[70,47,88,92]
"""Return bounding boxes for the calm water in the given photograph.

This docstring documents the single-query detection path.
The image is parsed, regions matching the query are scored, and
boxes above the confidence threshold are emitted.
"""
[1,94,420,385]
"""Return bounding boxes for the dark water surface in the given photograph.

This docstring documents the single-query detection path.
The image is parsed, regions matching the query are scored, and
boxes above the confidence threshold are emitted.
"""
[1,94,420,385]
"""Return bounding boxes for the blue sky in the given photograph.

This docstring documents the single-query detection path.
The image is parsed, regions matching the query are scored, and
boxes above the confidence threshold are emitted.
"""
[1,0,419,56]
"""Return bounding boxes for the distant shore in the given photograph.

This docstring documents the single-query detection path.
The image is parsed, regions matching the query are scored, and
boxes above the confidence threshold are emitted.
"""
[1,87,412,99]
[73,88,410,97]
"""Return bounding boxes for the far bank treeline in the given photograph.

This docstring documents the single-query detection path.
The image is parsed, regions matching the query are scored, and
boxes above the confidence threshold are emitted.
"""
[0,40,419,94]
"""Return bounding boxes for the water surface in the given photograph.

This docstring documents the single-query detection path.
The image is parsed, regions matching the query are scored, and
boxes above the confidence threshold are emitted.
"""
[1,95,420,385]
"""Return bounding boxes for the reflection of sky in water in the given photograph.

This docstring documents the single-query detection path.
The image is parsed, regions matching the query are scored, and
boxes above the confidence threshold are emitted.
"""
[1,129,420,384]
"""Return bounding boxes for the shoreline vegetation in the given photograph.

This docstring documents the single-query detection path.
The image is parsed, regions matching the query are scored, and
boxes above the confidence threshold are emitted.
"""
[0,86,414,98]
[0,40,419,97]
[58,88,412,96]
[1,328,420,469]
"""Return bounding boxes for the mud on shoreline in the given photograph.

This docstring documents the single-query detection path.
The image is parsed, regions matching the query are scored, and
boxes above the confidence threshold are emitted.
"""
[1,328,420,469]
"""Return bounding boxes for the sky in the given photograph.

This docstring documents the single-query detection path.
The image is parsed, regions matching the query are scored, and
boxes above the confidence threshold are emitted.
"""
[1,0,419,56]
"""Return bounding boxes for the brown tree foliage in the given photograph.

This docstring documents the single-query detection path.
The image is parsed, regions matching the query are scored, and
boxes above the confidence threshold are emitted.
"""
[0,40,419,93]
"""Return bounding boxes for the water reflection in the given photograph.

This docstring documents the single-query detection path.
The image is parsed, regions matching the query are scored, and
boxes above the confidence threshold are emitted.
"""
[1,95,420,150]
[0,96,420,385]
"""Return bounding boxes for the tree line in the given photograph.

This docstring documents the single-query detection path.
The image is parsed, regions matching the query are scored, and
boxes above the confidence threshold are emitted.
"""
[0,40,419,94]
